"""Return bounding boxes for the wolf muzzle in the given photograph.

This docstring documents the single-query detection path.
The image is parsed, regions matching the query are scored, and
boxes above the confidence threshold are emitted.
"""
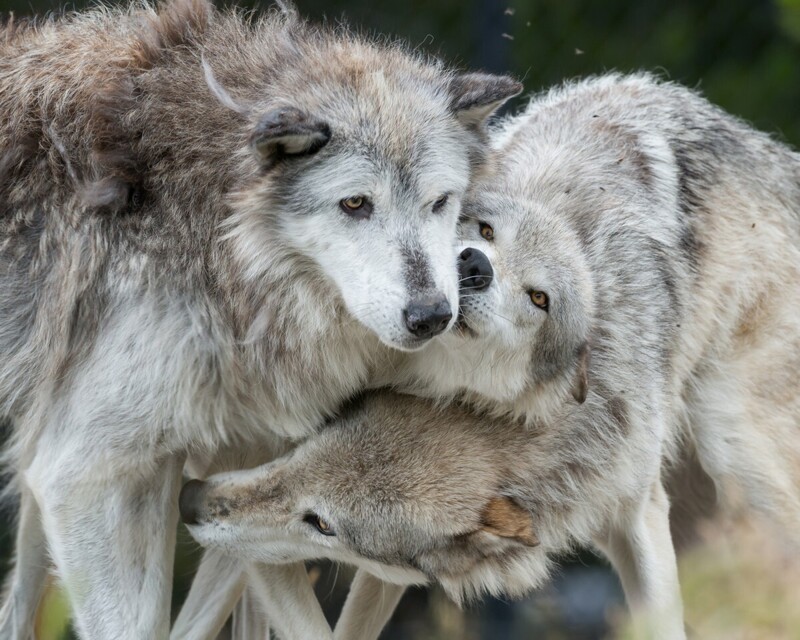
[458,248,493,291]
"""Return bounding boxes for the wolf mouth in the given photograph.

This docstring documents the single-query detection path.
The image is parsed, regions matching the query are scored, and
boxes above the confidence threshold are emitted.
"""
[454,310,479,337]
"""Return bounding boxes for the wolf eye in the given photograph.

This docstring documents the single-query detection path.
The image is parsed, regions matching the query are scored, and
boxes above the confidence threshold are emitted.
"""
[529,290,549,311]
[340,196,373,219]
[479,222,494,241]
[432,194,449,213]
[303,513,336,536]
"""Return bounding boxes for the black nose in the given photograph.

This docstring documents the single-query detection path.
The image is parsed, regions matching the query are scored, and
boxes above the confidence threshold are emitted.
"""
[404,296,453,339]
[179,479,206,525]
[458,248,493,291]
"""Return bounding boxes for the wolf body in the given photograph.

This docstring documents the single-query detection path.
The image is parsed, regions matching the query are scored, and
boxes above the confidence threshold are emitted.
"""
[0,1,520,636]
[182,74,800,639]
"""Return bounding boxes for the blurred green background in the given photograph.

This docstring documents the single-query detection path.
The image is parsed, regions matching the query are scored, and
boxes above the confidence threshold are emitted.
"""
[2,0,799,638]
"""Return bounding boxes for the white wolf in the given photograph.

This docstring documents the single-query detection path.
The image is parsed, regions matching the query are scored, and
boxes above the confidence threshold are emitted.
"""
[181,73,800,639]
[0,0,520,636]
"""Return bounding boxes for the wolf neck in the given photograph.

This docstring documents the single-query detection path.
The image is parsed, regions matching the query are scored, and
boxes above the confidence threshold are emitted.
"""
[214,232,381,441]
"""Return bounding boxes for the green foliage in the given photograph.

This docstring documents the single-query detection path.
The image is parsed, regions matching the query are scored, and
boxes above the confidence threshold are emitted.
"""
[35,583,71,640]
[296,0,800,146]
[778,0,800,40]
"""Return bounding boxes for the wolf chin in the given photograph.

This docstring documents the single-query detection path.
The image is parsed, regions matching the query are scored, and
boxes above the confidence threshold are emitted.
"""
[183,73,800,640]
[0,0,521,636]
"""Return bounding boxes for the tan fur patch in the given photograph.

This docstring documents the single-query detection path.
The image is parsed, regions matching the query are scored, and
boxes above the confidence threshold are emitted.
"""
[481,496,539,547]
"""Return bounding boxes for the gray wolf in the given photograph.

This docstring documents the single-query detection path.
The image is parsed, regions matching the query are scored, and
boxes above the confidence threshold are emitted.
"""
[0,0,520,636]
[181,73,800,639]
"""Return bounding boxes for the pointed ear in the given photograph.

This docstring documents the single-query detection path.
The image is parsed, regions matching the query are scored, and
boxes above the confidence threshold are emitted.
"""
[449,73,523,129]
[250,107,331,169]
[480,496,539,547]
[571,342,591,404]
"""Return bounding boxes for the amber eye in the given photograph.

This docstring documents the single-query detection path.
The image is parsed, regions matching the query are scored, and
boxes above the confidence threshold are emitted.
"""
[432,194,449,213]
[304,513,336,536]
[340,196,373,218]
[479,222,494,241]
[529,290,549,310]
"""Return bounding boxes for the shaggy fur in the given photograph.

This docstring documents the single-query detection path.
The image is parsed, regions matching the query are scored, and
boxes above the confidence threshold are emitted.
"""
[0,0,520,636]
[184,73,800,640]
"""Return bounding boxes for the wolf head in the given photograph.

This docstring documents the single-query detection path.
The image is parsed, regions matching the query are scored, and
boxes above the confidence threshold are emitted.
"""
[394,90,639,414]
[204,10,521,350]
[448,191,594,412]
[181,392,548,602]
[403,189,594,416]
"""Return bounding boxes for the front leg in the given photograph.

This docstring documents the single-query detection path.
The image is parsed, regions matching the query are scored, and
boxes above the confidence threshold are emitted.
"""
[231,585,269,640]
[334,571,405,640]
[596,480,685,640]
[246,563,332,640]
[0,488,50,640]
[170,550,246,640]
[26,451,184,639]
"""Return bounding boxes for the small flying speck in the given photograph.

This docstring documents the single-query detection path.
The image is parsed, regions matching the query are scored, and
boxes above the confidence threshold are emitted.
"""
[504,7,515,15]
[575,48,584,55]
[502,33,514,40]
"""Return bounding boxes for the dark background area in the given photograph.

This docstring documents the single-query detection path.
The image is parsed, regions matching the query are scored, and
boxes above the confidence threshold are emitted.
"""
[2,0,799,638]
[0,0,799,146]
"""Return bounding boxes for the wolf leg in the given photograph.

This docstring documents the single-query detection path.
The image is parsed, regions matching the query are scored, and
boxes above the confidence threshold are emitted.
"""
[246,563,332,640]
[231,585,269,640]
[0,488,50,640]
[333,571,405,640]
[176,557,336,640]
[596,481,685,640]
[170,550,246,640]
[26,452,184,640]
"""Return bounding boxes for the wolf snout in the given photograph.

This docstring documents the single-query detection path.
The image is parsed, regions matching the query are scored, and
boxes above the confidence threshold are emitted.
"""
[459,248,493,291]
[179,479,207,525]
[404,296,453,339]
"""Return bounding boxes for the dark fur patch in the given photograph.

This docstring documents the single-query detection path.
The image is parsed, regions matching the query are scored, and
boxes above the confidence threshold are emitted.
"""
[606,396,631,436]
[594,119,654,189]
[401,243,435,293]
[80,70,143,213]
[644,236,681,362]
[669,118,744,273]
[0,136,38,202]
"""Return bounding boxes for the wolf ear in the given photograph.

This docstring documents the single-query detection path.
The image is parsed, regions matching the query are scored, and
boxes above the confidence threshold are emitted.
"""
[479,496,539,547]
[571,342,591,404]
[449,73,523,129]
[250,107,331,169]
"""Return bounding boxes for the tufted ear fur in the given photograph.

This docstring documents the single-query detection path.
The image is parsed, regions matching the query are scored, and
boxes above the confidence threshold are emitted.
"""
[479,496,539,547]
[249,107,331,169]
[449,73,523,129]
[571,341,591,404]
